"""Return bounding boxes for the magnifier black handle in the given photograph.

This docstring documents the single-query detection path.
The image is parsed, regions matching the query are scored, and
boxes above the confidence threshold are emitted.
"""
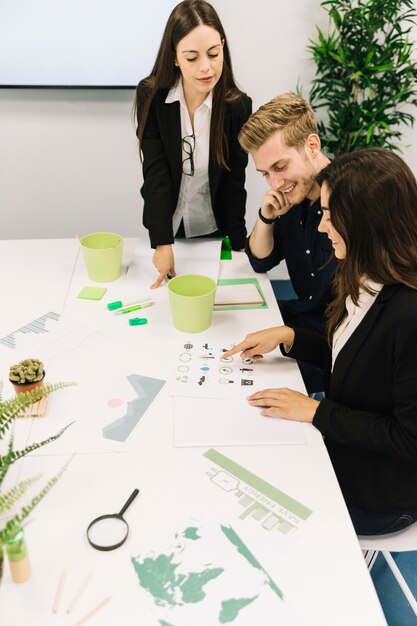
[119,488,139,516]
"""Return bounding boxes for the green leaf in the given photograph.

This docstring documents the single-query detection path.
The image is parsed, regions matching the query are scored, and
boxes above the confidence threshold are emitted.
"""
[0,457,73,543]
[0,380,76,440]
[0,378,77,526]
[366,123,376,144]
[0,422,74,486]
[364,48,377,65]
[368,63,395,71]
[329,7,342,29]
[0,475,42,516]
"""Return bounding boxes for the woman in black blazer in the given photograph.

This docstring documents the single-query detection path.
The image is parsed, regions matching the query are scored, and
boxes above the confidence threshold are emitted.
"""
[135,1,252,287]
[223,148,417,536]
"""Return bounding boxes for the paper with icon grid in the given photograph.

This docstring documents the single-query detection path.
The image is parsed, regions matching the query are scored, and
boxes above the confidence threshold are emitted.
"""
[170,339,259,399]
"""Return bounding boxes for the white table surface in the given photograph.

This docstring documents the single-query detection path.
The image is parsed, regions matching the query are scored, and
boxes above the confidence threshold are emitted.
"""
[0,238,387,626]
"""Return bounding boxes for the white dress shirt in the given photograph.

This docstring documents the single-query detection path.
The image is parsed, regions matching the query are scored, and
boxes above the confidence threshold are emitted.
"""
[332,279,383,370]
[165,80,218,238]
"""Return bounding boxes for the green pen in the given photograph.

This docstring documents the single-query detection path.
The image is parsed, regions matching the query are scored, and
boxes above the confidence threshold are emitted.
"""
[114,301,155,315]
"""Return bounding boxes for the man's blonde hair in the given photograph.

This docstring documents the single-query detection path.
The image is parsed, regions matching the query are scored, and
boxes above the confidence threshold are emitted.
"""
[238,93,318,153]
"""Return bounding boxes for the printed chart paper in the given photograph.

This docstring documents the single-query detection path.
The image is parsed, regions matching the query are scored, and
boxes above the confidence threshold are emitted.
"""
[1,313,167,454]
[17,366,167,455]
[0,311,108,367]
[130,518,303,625]
[0,311,71,352]
[203,449,313,536]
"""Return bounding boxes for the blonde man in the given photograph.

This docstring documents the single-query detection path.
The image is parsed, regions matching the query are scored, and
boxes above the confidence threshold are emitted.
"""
[239,93,336,393]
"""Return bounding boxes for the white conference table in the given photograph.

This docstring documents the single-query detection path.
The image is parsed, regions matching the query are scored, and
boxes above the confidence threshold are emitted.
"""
[0,238,387,626]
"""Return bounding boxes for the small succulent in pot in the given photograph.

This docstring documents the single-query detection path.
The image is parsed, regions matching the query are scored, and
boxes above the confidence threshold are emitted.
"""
[9,358,45,394]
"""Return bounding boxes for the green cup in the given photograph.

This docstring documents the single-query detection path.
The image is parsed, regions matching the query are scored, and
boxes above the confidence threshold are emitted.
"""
[168,274,217,333]
[80,232,123,282]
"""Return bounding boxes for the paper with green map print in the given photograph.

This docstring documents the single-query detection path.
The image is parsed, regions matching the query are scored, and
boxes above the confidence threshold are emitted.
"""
[131,518,302,625]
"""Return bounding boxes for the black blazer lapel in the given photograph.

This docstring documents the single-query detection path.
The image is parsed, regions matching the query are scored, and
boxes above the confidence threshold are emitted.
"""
[163,100,182,192]
[330,284,401,395]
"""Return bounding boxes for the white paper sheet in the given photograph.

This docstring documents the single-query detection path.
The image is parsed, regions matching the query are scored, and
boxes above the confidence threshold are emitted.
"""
[89,517,304,625]
[3,316,168,454]
[214,283,264,306]
[174,397,305,447]
[126,238,222,285]
[12,365,167,455]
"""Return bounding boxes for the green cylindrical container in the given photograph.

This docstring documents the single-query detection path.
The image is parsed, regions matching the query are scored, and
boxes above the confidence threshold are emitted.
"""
[80,232,123,282]
[168,274,217,333]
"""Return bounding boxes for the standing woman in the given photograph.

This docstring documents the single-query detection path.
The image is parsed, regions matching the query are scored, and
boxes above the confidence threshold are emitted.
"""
[223,148,417,536]
[135,0,252,287]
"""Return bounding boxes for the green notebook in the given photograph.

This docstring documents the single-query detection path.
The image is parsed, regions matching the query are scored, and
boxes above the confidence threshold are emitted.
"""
[213,277,268,310]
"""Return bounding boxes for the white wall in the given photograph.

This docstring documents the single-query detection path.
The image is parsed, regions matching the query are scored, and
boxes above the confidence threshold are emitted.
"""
[1,0,417,279]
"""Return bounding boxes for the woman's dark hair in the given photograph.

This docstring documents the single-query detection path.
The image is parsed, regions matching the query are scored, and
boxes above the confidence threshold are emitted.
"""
[316,148,417,339]
[135,0,243,169]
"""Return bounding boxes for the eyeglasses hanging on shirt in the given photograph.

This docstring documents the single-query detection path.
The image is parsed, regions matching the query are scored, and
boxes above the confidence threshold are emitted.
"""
[182,133,195,176]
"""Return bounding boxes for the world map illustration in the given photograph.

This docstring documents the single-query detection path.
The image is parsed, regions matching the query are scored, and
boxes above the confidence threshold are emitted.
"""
[131,519,300,625]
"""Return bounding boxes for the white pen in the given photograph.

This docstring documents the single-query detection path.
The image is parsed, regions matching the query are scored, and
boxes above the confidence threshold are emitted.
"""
[114,301,155,316]
[107,297,151,311]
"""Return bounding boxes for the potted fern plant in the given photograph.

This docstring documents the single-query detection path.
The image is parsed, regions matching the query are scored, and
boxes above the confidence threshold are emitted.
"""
[0,380,75,583]
[305,0,417,156]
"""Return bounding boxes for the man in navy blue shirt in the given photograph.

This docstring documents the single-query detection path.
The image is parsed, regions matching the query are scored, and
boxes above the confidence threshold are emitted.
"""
[238,93,337,392]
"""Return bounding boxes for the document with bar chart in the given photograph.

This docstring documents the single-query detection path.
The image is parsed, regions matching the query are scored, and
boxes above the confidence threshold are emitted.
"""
[0,311,62,351]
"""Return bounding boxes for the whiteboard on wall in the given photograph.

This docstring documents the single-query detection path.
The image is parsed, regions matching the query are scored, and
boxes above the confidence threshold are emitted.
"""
[0,0,178,87]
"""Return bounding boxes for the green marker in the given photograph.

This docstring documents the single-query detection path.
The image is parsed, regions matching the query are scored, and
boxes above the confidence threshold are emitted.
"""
[114,302,155,315]
[107,297,151,311]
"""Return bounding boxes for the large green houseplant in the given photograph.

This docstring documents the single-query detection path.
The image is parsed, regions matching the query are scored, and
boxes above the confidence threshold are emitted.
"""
[0,380,74,581]
[306,0,417,156]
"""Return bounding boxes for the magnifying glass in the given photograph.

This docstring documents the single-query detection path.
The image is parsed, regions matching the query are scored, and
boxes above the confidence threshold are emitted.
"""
[87,488,139,551]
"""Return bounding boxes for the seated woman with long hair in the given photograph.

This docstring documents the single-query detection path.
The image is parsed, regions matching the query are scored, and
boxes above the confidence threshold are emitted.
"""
[223,148,417,536]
